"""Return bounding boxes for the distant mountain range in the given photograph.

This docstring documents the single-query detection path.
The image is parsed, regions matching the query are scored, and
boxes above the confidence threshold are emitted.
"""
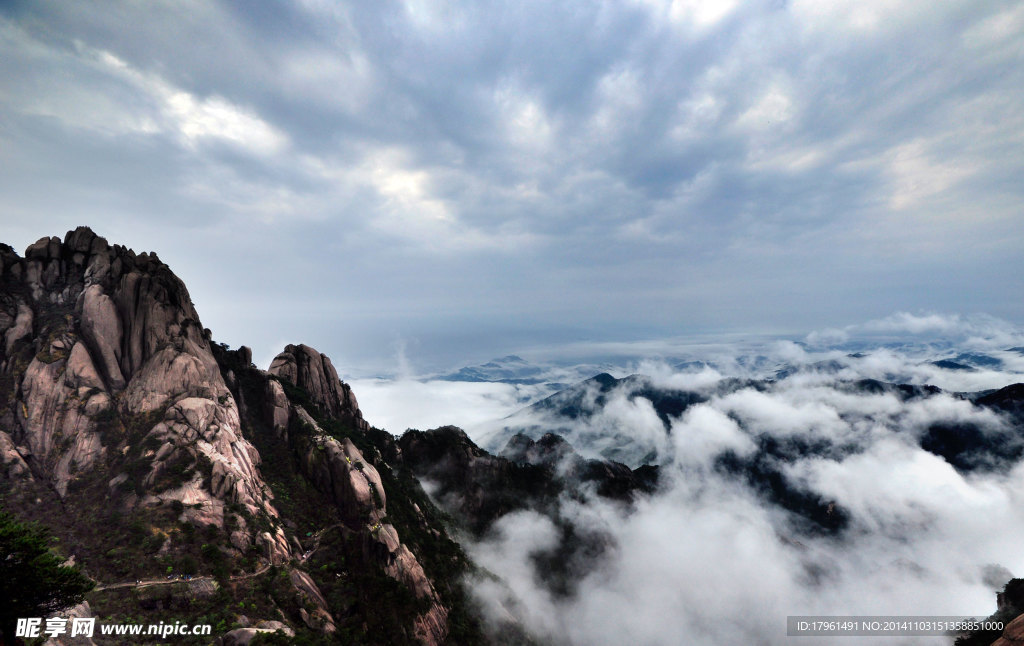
[436,355,552,385]
[474,351,1023,465]
[439,347,1017,391]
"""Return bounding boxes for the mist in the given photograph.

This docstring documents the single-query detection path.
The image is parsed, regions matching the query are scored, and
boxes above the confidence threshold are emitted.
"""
[381,314,1024,645]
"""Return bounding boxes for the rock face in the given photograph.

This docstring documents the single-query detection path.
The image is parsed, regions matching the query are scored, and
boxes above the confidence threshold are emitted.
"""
[42,600,96,646]
[0,228,284,544]
[260,347,449,645]
[503,432,660,501]
[268,343,368,430]
[1,228,478,645]
[0,229,334,636]
[293,408,388,525]
[993,615,1024,646]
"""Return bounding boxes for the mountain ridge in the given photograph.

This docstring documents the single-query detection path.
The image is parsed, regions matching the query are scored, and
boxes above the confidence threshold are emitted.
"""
[0,227,482,644]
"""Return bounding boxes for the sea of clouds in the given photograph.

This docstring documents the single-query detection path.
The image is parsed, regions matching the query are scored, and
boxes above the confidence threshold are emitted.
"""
[356,313,1024,645]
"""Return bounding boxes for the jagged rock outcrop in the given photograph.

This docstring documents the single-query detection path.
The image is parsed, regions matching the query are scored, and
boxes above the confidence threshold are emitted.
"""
[1,228,286,550]
[2,228,472,645]
[400,426,560,534]
[0,228,344,639]
[502,431,575,467]
[291,406,387,525]
[259,350,450,645]
[503,432,660,500]
[976,383,1024,421]
[399,426,657,538]
[268,343,368,430]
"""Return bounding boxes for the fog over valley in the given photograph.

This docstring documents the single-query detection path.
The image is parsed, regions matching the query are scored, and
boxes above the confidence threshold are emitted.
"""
[348,313,1024,644]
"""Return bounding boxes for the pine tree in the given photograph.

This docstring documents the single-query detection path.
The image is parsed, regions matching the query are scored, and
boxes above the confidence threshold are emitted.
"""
[0,510,95,645]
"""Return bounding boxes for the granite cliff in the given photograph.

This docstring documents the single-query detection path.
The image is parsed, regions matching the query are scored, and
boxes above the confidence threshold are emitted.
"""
[0,228,479,645]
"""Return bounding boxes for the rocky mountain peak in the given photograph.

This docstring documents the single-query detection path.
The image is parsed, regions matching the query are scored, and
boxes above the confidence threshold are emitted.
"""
[1,227,286,555]
[1,228,478,644]
[268,343,367,430]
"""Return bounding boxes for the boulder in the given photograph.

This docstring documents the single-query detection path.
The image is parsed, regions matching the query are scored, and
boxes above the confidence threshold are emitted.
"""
[222,628,259,646]
[289,569,336,632]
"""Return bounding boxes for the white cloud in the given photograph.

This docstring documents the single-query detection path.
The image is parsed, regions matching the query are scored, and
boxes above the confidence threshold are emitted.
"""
[588,65,645,140]
[805,327,850,347]
[416,325,1024,644]
[789,0,922,35]
[493,81,555,153]
[402,0,467,33]
[735,84,795,131]
[94,49,286,154]
[717,386,846,438]
[308,146,545,253]
[349,377,544,435]
[670,403,756,465]
[883,139,978,211]
[18,32,288,154]
[635,359,725,391]
[669,91,724,142]
[465,510,563,635]
[864,312,967,335]
[0,27,289,154]
[962,4,1024,53]
[807,313,1024,355]
[633,0,740,30]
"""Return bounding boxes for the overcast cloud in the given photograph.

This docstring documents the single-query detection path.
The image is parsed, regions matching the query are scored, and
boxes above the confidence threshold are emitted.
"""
[1,0,1022,374]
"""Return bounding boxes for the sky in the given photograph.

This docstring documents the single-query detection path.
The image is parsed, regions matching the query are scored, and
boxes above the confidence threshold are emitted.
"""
[1,0,1022,376]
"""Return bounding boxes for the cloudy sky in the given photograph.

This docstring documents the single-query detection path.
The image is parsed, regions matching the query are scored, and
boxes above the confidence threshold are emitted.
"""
[2,0,1022,375]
